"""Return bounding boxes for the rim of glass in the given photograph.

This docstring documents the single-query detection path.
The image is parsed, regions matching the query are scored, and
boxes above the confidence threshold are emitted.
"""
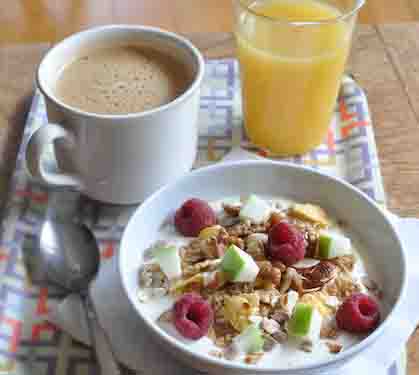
[236,0,366,25]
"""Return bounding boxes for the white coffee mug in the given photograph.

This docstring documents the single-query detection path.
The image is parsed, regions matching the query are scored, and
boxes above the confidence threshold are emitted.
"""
[25,25,204,204]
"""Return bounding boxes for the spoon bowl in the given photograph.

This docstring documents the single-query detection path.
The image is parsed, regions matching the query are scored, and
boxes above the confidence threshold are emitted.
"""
[40,219,100,292]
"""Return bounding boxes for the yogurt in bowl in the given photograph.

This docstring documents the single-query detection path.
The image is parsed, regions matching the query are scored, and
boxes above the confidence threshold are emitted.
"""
[136,194,384,367]
[119,161,406,374]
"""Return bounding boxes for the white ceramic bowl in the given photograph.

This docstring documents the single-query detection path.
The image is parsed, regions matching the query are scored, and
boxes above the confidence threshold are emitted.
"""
[119,160,407,374]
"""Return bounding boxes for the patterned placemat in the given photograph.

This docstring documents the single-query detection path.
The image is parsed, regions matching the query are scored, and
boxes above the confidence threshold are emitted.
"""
[0,58,401,375]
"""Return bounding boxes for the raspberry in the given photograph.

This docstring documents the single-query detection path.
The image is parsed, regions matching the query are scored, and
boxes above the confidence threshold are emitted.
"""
[267,222,306,266]
[173,293,214,340]
[336,293,380,333]
[174,199,217,237]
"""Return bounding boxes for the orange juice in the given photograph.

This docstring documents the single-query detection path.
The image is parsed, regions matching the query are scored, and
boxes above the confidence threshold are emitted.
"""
[236,0,354,155]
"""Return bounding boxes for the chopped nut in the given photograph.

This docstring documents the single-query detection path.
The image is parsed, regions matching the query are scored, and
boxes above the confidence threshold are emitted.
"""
[257,261,273,278]
[361,275,378,290]
[271,267,282,286]
[279,267,301,294]
[227,222,269,237]
[245,352,264,364]
[247,233,269,244]
[225,282,255,295]
[246,234,268,261]
[181,236,223,264]
[324,273,362,299]
[223,203,241,217]
[332,255,356,273]
[257,262,281,287]
[229,236,245,249]
[209,350,224,358]
[212,322,237,342]
[295,261,338,292]
[256,289,281,307]
[271,261,287,272]
[288,204,329,227]
[321,324,339,339]
[260,304,272,317]
[326,341,343,354]
[270,310,290,324]
[183,259,221,278]
[300,292,337,317]
[139,263,168,296]
[305,226,320,258]
[361,276,383,298]
[261,318,280,334]
[272,329,288,343]
[157,309,173,323]
[219,215,241,227]
[299,339,313,353]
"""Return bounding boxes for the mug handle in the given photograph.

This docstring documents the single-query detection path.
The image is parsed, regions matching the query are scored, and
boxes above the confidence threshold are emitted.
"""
[25,123,82,189]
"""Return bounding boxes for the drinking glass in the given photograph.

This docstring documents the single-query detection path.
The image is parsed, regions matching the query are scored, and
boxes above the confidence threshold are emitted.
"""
[234,0,365,156]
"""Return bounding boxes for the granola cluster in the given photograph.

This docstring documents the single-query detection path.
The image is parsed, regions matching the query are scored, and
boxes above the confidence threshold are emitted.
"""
[138,198,381,364]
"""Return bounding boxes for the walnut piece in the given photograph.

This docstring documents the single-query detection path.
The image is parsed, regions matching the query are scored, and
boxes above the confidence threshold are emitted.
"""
[256,262,282,287]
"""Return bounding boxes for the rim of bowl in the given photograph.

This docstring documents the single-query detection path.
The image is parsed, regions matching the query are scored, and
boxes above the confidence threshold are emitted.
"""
[36,25,205,121]
[119,160,408,373]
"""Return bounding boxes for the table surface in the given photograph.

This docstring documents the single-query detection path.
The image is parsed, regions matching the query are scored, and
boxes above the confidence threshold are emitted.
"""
[0,23,418,375]
[1,0,419,44]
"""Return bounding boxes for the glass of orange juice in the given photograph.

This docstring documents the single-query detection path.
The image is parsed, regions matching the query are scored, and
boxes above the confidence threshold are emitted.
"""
[234,0,364,156]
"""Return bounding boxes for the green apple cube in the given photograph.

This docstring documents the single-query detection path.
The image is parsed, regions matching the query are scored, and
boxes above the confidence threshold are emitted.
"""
[234,324,264,354]
[288,303,322,341]
[239,195,271,224]
[221,245,260,282]
[153,244,181,280]
[318,231,352,259]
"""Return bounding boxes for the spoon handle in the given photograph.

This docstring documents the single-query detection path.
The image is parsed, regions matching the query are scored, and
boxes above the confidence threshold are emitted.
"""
[84,296,121,375]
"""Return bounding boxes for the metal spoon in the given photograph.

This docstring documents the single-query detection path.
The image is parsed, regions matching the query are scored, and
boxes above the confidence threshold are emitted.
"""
[39,219,121,375]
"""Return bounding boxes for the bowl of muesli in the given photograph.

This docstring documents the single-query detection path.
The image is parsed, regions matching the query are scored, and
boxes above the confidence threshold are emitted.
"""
[119,160,407,374]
